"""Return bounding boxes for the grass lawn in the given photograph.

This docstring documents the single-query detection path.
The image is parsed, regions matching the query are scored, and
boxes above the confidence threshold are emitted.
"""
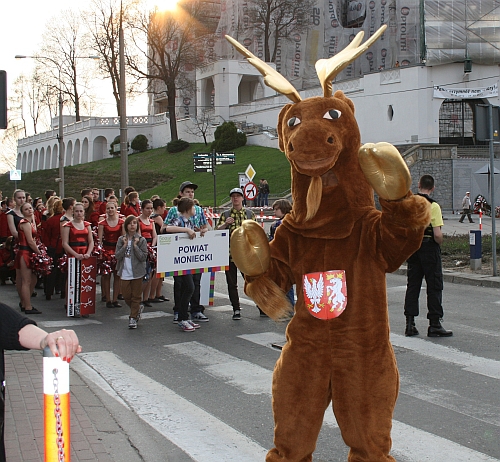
[0,143,292,207]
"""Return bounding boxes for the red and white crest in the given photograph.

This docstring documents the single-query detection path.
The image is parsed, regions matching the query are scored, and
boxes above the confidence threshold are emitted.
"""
[303,270,347,320]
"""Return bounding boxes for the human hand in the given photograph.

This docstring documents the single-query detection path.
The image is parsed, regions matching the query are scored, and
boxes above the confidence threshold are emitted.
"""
[75,254,83,261]
[187,229,196,239]
[226,217,235,226]
[133,237,139,245]
[358,142,411,200]
[41,329,82,363]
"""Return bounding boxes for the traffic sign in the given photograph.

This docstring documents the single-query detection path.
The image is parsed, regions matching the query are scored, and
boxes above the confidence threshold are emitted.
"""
[245,164,256,181]
[10,169,21,181]
[216,152,235,165]
[193,153,213,172]
[243,181,257,201]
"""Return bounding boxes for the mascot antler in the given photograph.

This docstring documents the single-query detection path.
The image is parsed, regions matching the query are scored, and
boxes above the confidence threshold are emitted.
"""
[225,25,387,100]
[225,35,302,103]
[316,26,387,97]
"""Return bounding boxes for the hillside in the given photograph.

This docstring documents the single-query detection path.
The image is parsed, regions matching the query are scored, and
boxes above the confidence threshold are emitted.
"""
[0,143,292,206]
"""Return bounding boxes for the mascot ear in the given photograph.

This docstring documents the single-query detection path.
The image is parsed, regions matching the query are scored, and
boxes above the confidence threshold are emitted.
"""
[277,103,293,152]
[333,90,355,114]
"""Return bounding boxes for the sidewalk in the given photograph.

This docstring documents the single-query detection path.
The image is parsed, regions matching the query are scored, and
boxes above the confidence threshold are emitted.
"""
[2,212,498,461]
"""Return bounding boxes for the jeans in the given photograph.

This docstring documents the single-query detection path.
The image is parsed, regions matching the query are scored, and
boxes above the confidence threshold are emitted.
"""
[225,261,241,311]
[173,272,203,312]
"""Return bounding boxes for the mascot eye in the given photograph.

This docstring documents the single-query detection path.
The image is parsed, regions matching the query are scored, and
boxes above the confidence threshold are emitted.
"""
[324,109,341,120]
[287,116,301,127]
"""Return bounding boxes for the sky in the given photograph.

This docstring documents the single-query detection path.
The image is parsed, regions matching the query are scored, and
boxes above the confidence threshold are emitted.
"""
[0,0,148,173]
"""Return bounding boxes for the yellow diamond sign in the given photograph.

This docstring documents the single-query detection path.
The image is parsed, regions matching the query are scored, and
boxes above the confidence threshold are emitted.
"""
[245,164,256,181]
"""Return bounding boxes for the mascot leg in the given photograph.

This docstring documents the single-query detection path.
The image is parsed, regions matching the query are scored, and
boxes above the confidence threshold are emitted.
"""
[331,343,398,462]
[266,340,331,462]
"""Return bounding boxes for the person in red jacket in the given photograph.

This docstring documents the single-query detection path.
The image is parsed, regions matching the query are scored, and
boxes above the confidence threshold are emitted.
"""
[42,199,64,300]
[0,236,16,285]
[82,195,100,229]
[121,191,141,217]
[0,198,14,244]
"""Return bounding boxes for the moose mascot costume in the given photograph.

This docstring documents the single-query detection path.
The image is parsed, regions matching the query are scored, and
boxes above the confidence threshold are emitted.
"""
[227,26,431,462]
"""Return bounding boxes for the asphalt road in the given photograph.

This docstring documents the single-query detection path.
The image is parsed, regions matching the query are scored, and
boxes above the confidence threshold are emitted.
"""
[3,267,497,462]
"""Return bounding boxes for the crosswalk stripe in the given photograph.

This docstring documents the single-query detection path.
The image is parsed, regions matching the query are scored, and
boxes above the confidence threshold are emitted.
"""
[118,311,172,320]
[237,335,499,461]
[391,333,500,380]
[78,351,268,462]
[39,319,102,327]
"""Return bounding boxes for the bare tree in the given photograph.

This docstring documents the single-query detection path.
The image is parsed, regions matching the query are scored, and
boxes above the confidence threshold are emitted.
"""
[83,0,139,116]
[127,0,218,141]
[39,9,97,121]
[247,0,315,63]
[10,75,28,138]
[185,109,216,145]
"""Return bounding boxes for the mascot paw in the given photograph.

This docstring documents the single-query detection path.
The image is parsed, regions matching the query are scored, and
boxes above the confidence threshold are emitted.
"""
[230,220,270,277]
[246,276,293,321]
[359,142,411,200]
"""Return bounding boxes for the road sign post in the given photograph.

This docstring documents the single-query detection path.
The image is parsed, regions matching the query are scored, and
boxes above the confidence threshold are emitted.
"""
[243,182,258,202]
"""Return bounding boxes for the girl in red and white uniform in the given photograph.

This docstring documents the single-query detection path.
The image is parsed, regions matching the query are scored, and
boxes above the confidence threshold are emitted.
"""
[137,199,157,306]
[122,191,140,217]
[15,203,42,315]
[82,195,100,229]
[62,203,94,260]
[7,190,27,300]
[98,201,124,308]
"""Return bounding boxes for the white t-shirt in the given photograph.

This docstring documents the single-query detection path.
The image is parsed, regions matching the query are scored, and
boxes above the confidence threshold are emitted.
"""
[121,240,134,280]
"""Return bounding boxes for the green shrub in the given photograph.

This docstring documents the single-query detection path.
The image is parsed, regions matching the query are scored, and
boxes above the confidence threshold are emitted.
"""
[131,134,149,152]
[167,139,190,153]
[210,121,247,152]
[109,135,129,155]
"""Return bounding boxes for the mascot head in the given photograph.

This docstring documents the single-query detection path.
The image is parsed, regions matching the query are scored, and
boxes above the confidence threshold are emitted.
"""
[226,27,386,225]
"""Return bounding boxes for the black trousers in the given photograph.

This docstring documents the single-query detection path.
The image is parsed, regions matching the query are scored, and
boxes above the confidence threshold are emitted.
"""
[459,208,473,223]
[404,240,444,320]
[225,261,242,312]
[173,274,195,322]
[173,272,203,312]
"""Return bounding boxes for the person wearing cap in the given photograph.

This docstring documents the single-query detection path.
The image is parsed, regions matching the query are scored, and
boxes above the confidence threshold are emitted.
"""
[216,188,256,320]
[164,181,209,323]
[458,191,474,223]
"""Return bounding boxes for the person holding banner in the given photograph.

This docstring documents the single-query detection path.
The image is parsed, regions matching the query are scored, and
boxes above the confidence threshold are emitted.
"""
[165,197,202,332]
[98,202,124,308]
[165,181,209,322]
[115,216,148,329]
[0,302,81,462]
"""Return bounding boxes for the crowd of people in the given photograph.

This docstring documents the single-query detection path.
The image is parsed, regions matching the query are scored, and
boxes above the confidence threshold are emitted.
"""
[0,181,292,333]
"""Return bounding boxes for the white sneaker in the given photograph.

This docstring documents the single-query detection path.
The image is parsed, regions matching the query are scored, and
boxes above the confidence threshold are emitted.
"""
[172,312,179,323]
[187,320,200,329]
[128,317,137,329]
[178,320,195,332]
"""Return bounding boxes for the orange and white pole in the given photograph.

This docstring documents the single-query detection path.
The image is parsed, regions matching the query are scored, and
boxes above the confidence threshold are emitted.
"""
[43,346,70,462]
[479,210,483,231]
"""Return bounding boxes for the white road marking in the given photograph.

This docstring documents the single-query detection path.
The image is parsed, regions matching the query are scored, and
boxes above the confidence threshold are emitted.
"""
[391,333,500,380]
[39,319,102,327]
[208,305,234,312]
[386,285,409,292]
[78,351,268,462]
[118,311,172,320]
[238,332,286,349]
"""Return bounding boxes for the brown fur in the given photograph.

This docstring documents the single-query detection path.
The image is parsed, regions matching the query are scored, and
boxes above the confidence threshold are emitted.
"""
[240,90,430,461]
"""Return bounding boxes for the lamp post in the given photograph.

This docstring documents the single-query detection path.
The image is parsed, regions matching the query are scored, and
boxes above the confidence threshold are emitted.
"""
[119,0,129,197]
[15,54,99,198]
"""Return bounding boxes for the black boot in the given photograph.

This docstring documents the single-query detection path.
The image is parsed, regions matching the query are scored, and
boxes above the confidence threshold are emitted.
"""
[428,319,453,337]
[405,316,419,336]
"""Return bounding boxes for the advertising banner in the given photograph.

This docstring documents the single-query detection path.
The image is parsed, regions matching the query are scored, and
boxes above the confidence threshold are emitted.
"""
[67,256,97,317]
[433,84,498,99]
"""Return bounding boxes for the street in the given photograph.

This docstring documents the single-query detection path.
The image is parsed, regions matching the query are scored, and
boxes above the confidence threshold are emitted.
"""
[3,270,500,461]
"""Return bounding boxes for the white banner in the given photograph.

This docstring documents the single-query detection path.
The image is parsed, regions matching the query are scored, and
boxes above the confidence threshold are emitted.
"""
[157,230,229,275]
[433,84,498,99]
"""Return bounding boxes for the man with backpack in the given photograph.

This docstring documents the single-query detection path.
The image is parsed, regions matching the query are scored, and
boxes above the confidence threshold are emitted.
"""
[217,188,256,320]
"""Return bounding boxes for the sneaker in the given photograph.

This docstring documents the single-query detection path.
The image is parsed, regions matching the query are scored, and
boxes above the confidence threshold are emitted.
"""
[192,312,209,322]
[138,304,145,321]
[187,320,200,329]
[232,310,241,320]
[178,320,195,332]
[128,317,137,329]
[172,312,179,323]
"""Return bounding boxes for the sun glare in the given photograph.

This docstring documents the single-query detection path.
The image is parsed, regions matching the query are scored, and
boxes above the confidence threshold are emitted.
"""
[155,0,179,11]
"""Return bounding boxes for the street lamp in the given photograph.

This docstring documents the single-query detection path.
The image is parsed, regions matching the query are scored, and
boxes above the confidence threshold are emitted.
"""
[15,54,99,198]
[119,0,129,197]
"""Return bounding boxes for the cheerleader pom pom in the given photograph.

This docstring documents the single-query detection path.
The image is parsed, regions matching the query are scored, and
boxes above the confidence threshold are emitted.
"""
[30,246,53,277]
[58,254,69,273]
